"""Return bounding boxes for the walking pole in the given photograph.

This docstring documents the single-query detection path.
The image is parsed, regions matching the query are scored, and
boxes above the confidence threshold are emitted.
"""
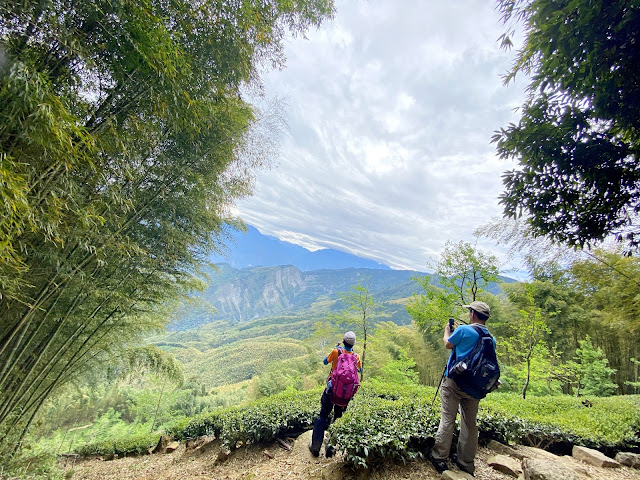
[431,364,447,407]
[431,318,455,407]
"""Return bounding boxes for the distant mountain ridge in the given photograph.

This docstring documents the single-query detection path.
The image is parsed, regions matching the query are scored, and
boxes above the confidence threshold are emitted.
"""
[171,264,424,330]
[209,225,392,271]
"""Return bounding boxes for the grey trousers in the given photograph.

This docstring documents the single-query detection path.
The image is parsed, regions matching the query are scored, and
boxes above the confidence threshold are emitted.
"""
[432,376,479,473]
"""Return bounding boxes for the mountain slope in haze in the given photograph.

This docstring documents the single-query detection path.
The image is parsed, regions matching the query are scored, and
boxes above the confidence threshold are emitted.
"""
[171,264,423,330]
[209,225,392,271]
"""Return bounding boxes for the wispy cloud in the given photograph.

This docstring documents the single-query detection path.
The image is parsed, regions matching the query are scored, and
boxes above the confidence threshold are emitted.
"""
[238,0,527,272]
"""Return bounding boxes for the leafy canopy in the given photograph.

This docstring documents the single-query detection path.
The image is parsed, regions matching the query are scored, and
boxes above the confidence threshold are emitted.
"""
[0,0,335,452]
[495,0,640,251]
[408,240,500,335]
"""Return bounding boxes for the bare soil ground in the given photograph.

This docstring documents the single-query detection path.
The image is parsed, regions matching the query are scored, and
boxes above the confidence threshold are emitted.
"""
[66,431,640,480]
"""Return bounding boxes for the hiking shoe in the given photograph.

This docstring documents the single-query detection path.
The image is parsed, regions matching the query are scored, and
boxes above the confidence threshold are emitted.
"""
[325,445,335,458]
[308,441,319,457]
[428,451,448,473]
[455,460,475,476]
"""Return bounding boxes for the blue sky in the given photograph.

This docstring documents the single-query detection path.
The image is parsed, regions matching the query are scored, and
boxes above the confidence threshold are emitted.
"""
[235,0,528,275]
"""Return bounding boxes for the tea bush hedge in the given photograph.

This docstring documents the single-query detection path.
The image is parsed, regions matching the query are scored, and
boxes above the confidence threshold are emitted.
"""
[165,387,322,447]
[480,393,640,455]
[329,387,440,467]
[74,432,160,457]
[75,382,640,467]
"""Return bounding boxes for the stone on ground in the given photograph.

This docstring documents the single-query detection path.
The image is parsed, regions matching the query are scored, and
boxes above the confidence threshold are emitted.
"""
[615,452,640,469]
[522,458,588,480]
[572,446,621,468]
[442,469,475,480]
[487,454,523,477]
[488,440,525,459]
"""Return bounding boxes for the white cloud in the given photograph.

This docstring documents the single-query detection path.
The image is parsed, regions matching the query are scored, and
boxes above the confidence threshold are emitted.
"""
[238,0,528,273]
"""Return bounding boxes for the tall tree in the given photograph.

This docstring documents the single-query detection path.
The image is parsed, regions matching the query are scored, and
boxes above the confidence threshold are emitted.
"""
[565,336,617,397]
[0,0,334,451]
[408,240,500,335]
[494,0,640,252]
[334,280,380,381]
[499,285,551,399]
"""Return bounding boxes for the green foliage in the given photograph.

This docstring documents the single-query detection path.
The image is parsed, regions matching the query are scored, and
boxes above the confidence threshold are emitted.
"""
[434,240,501,303]
[499,345,559,397]
[123,346,185,387]
[481,393,640,449]
[165,387,323,448]
[366,321,442,386]
[567,250,640,391]
[499,285,551,398]
[170,338,311,387]
[62,380,640,468]
[0,0,335,450]
[370,347,419,387]
[409,240,500,335]
[626,358,640,392]
[566,336,617,397]
[330,388,439,467]
[74,432,161,457]
[333,280,380,380]
[0,450,66,480]
[407,282,458,335]
[495,0,640,251]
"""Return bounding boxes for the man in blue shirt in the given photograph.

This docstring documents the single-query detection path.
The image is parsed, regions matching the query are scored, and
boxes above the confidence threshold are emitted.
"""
[429,301,495,476]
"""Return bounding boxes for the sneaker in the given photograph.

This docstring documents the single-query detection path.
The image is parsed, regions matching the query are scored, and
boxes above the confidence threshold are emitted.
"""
[308,441,319,457]
[428,451,448,473]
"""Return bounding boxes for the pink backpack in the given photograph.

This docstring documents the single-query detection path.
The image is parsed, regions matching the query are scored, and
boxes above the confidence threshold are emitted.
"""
[330,350,360,406]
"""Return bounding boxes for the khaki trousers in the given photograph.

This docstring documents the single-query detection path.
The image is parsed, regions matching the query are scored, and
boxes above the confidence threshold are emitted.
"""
[432,376,479,473]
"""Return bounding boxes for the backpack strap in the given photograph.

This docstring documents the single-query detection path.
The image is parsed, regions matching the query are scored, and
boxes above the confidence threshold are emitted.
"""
[471,324,493,340]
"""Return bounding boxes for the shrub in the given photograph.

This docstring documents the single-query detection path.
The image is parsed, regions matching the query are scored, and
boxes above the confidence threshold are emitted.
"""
[330,388,440,468]
[74,433,160,457]
[166,387,322,448]
[481,393,640,454]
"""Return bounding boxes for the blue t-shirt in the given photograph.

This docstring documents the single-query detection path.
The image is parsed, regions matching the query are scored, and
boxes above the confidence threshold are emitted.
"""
[446,324,495,377]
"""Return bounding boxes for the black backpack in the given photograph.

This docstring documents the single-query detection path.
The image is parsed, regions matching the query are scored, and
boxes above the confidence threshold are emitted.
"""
[448,325,500,399]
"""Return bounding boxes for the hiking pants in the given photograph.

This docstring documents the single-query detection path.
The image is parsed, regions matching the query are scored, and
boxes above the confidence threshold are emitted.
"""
[432,376,479,474]
[310,388,347,452]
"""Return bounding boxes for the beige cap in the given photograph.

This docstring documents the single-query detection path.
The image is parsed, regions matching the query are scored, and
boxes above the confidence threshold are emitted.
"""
[462,301,490,318]
[343,331,356,346]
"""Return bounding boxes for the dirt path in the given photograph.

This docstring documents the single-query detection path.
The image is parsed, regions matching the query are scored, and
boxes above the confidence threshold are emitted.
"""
[67,431,640,480]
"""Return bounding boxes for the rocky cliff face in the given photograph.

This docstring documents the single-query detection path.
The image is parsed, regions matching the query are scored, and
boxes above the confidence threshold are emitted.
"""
[213,265,306,322]
[170,264,421,330]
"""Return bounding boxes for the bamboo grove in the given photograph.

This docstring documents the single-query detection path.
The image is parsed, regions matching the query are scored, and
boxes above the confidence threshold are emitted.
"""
[0,0,334,452]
